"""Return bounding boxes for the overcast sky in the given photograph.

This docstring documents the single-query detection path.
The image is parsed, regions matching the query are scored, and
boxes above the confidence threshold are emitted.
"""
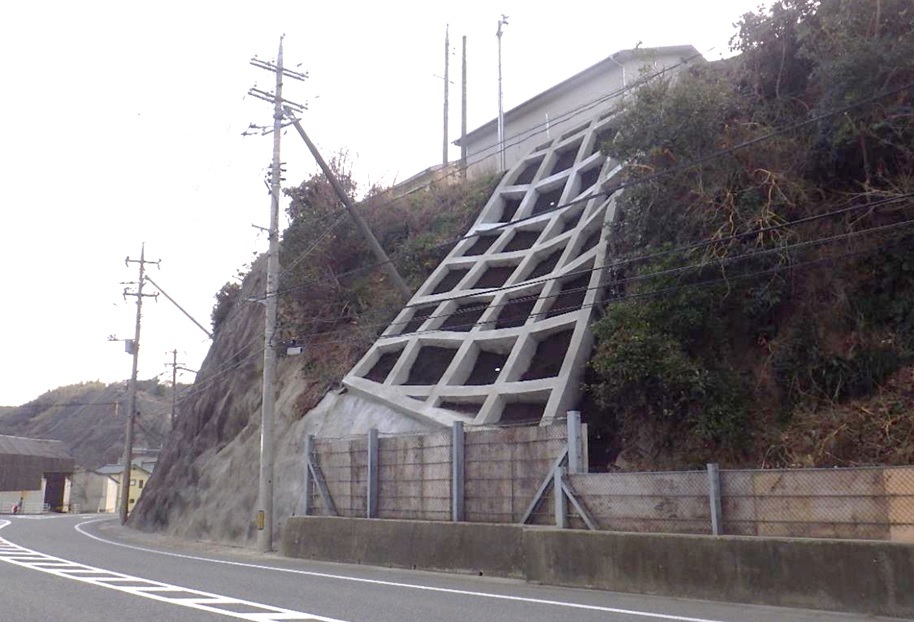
[0,0,771,406]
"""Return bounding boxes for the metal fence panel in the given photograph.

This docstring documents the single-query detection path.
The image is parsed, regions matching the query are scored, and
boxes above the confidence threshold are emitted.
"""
[310,437,368,517]
[569,470,711,534]
[300,424,914,542]
[377,431,451,521]
[464,425,567,524]
[720,465,914,541]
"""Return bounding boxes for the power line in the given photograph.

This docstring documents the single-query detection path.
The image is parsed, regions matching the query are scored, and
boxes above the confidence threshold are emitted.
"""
[269,190,914,313]
[271,47,707,280]
[280,215,914,342]
[270,75,914,305]
[277,235,914,350]
[173,212,914,407]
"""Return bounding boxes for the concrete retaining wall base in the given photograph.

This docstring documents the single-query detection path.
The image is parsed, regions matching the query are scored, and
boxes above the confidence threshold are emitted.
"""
[281,517,914,618]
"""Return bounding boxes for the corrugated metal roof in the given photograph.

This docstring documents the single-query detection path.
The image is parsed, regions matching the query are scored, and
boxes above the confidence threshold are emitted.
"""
[95,464,123,475]
[0,434,72,460]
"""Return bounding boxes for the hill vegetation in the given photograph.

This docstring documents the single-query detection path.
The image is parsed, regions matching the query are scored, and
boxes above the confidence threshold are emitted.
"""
[0,379,182,469]
[585,0,914,469]
[200,0,914,475]
[210,159,502,415]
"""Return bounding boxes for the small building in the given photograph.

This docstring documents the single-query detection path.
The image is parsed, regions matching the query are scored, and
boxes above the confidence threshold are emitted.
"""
[94,456,157,514]
[0,434,75,513]
[454,45,701,179]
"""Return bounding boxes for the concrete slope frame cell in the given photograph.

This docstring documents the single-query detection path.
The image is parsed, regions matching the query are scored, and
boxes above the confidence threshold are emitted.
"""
[343,115,623,427]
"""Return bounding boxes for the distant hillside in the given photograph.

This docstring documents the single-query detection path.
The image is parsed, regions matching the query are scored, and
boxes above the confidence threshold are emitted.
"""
[0,379,184,469]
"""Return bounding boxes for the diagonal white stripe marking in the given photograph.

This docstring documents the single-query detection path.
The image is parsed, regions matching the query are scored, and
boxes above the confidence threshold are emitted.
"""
[0,527,345,622]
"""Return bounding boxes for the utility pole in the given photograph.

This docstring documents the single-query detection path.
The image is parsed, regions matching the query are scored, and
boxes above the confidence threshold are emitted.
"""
[443,24,450,167]
[164,350,195,430]
[461,35,468,179]
[166,350,181,428]
[119,244,159,525]
[248,36,306,553]
[496,15,509,171]
[170,350,178,428]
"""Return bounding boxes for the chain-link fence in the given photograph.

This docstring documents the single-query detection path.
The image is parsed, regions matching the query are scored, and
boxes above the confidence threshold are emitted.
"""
[464,424,568,524]
[303,423,914,541]
[569,470,712,534]
[311,436,368,518]
[719,465,914,540]
[567,464,914,541]
[378,431,451,521]
[303,422,571,524]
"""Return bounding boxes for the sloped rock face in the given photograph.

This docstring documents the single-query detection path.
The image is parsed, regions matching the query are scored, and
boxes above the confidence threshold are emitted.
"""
[130,257,432,545]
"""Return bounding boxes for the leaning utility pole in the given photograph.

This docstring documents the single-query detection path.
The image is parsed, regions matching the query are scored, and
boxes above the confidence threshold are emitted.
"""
[248,36,306,553]
[119,244,159,525]
[284,113,412,301]
[145,276,213,339]
[443,24,450,167]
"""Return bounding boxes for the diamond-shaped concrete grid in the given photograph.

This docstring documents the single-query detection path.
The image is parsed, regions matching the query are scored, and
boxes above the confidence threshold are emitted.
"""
[344,115,623,427]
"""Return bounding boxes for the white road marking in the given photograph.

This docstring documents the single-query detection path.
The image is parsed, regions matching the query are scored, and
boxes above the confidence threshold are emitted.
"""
[0,522,346,622]
[74,517,731,622]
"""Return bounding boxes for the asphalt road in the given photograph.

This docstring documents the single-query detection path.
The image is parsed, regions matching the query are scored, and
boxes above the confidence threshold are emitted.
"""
[0,515,901,622]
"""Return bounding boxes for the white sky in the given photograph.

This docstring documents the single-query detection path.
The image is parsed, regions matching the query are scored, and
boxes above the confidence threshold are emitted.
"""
[0,0,770,406]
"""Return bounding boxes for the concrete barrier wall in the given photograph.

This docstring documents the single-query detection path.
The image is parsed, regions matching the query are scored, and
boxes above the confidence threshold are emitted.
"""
[282,516,525,578]
[525,529,914,617]
[281,516,914,618]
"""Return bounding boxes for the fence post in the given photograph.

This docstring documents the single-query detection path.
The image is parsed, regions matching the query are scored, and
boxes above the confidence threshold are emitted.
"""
[367,428,379,519]
[707,463,723,535]
[303,434,313,516]
[567,410,583,474]
[554,465,567,529]
[451,421,465,522]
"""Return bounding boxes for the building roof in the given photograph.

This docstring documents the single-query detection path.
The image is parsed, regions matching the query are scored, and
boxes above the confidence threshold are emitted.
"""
[454,45,701,146]
[95,456,156,477]
[0,434,72,460]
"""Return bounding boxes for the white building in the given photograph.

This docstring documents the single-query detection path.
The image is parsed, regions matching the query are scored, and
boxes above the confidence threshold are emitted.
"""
[455,45,701,179]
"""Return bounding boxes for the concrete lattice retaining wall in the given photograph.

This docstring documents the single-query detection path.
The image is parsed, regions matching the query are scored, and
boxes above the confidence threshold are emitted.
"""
[282,516,914,618]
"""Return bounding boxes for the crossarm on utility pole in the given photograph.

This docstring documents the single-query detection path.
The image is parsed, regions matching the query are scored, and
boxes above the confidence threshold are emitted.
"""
[145,276,213,339]
[283,112,412,302]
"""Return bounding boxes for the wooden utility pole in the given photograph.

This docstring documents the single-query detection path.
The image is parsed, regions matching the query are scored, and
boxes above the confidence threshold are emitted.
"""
[119,244,159,525]
[443,25,450,167]
[497,15,509,171]
[164,349,195,430]
[170,349,178,428]
[248,37,305,554]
